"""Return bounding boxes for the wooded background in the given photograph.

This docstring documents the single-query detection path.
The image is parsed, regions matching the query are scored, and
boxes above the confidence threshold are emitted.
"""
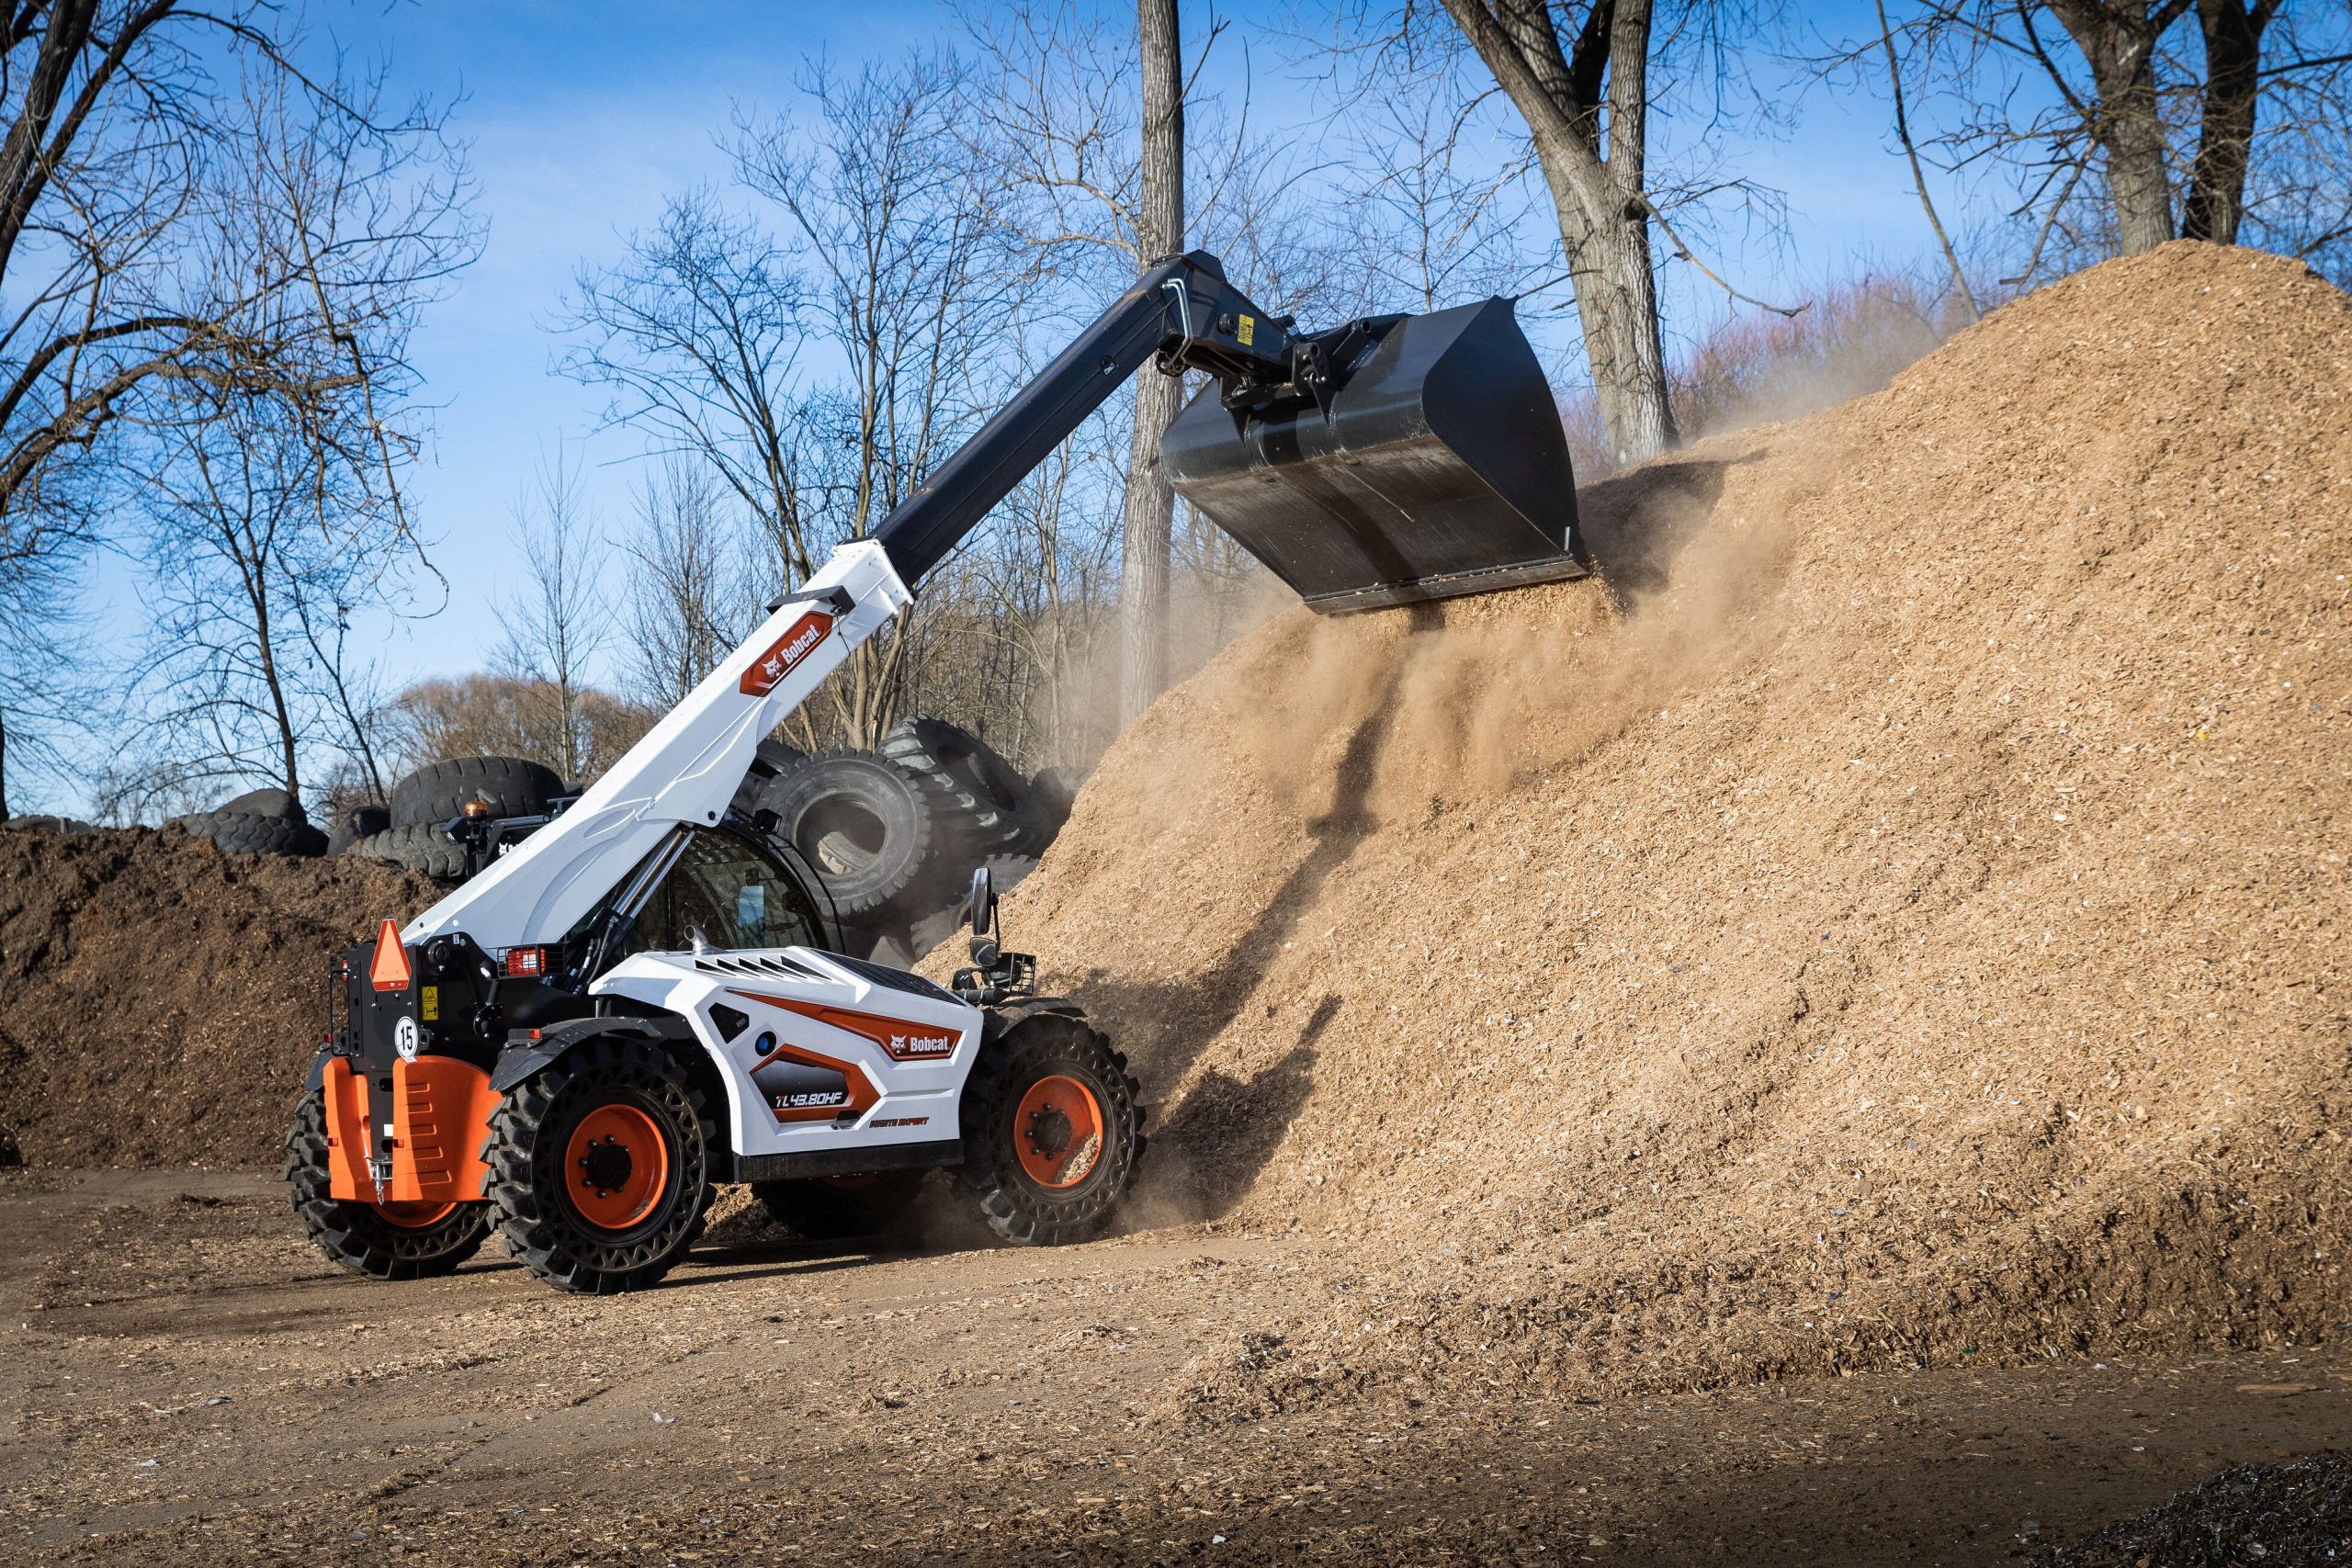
[2,0,2346,822]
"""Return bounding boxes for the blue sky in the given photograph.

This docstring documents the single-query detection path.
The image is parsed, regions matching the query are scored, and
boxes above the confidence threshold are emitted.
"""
[101,2,1964,727]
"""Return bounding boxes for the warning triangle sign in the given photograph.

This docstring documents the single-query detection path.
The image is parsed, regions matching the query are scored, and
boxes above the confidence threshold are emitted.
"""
[368,919,413,993]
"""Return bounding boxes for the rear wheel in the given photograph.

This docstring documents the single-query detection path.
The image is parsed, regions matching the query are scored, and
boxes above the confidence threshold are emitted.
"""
[752,1168,926,1240]
[483,1036,714,1294]
[284,1095,490,1280]
[956,1011,1143,1245]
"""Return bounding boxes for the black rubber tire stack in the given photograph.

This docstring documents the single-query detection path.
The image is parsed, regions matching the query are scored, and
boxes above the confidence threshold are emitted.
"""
[284,1096,491,1280]
[731,736,809,818]
[750,751,937,920]
[482,1036,715,1295]
[752,1169,927,1240]
[881,716,1053,858]
[389,756,560,829]
[955,1010,1144,1246]
[325,804,391,857]
[215,786,304,822]
[350,822,469,880]
[208,811,331,857]
[173,810,331,858]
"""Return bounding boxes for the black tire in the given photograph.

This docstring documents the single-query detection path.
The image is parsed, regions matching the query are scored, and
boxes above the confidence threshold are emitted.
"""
[192,809,330,857]
[216,786,303,822]
[882,716,1053,857]
[982,852,1039,894]
[956,1010,1143,1246]
[731,736,809,817]
[1030,766,1081,831]
[752,1168,927,1240]
[284,1094,491,1280]
[352,822,469,880]
[753,751,937,919]
[390,755,560,829]
[4,814,95,834]
[327,804,391,857]
[483,1036,715,1294]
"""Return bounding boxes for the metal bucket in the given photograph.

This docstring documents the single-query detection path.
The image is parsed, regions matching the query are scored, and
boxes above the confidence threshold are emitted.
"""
[1160,297,1586,614]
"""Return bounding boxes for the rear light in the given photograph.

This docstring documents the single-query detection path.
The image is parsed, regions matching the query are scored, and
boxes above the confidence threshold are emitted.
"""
[503,946,552,979]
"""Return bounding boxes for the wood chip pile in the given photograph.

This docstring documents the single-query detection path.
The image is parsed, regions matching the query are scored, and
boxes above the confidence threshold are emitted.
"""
[994,242,2352,1405]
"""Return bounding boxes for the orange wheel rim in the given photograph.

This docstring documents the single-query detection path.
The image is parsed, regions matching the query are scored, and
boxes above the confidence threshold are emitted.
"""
[1013,1075,1105,1190]
[564,1103,671,1231]
[371,1199,458,1229]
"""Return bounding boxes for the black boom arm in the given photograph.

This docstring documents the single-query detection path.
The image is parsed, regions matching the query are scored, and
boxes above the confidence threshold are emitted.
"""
[869,251,1293,586]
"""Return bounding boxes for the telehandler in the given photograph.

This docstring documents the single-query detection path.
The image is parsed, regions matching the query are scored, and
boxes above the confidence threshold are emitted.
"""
[288,252,1586,1293]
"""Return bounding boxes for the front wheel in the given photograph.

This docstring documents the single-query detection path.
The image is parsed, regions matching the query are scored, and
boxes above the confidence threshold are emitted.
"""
[483,1036,715,1294]
[956,1010,1143,1245]
[285,1095,490,1280]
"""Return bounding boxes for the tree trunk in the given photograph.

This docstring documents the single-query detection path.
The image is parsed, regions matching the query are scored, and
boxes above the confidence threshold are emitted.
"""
[2181,0,2275,244]
[2051,1,2190,254]
[1536,141,1676,464]
[1442,0,1678,465]
[1118,0,1182,727]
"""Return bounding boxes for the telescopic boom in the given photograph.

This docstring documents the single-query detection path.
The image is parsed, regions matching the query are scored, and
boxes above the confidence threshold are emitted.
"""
[405,251,1583,951]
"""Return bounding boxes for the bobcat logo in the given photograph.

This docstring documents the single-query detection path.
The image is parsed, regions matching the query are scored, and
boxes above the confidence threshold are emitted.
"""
[738,611,833,696]
[889,1031,955,1058]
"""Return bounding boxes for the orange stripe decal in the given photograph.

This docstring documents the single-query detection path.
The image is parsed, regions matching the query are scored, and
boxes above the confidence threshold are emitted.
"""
[729,989,964,1062]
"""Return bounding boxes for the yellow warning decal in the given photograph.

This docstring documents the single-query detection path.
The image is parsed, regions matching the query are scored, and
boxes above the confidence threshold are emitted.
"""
[420,985,440,1022]
[1237,314,1255,346]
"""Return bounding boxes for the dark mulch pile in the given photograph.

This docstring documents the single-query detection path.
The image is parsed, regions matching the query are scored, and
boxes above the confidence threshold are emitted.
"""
[2040,1450,2352,1567]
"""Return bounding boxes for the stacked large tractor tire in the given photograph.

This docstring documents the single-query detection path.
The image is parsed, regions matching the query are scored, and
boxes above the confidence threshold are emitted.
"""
[167,785,333,859]
[750,716,1080,967]
[349,755,563,882]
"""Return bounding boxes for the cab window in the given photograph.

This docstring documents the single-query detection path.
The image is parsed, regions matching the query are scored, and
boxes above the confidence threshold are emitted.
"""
[621,829,821,956]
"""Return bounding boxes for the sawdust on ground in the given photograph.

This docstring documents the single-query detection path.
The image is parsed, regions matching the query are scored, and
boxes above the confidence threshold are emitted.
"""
[982,241,2352,1414]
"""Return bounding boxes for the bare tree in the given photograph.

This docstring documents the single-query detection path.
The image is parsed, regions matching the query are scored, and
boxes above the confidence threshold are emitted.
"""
[381,674,654,784]
[729,55,1022,747]
[553,189,821,581]
[1117,0,1185,725]
[1858,2,2352,285]
[0,535,95,816]
[618,458,754,714]
[140,398,322,807]
[1331,62,1550,313]
[561,55,1016,751]
[1435,1,1679,461]
[0,4,472,813]
[494,444,605,783]
[2180,0,2279,244]
[1874,0,1981,318]
[2048,1,2193,254]
[119,59,465,815]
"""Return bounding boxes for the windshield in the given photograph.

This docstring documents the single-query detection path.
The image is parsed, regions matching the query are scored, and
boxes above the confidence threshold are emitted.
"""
[618,828,822,956]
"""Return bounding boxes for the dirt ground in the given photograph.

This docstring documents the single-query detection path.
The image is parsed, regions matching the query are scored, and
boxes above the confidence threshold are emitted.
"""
[6,1168,2347,1567]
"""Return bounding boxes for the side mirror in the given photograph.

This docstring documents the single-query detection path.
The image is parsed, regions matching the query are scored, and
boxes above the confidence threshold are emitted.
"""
[966,866,997,937]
